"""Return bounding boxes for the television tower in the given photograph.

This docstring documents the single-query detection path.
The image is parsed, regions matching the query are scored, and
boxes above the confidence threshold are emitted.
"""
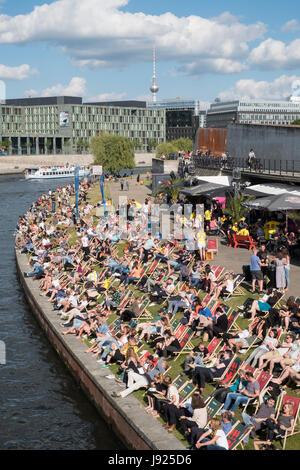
[150,47,159,104]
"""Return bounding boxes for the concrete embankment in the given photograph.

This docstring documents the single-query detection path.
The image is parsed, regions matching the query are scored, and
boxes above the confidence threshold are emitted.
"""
[0,153,154,175]
[15,251,185,451]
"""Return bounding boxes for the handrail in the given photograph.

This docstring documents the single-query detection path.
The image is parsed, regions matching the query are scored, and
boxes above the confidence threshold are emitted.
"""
[192,156,300,177]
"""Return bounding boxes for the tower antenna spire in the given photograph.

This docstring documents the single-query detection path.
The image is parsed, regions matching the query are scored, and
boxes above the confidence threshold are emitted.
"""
[150,46,159,104]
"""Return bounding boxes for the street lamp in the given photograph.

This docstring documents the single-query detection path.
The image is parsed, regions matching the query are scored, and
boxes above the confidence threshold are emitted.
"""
[232,167,241,198]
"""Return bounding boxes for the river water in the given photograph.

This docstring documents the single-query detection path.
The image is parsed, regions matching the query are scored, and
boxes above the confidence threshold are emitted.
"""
[0,174,123,450]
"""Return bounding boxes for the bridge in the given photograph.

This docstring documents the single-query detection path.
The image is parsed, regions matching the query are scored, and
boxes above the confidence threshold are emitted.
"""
[192,156,300,183]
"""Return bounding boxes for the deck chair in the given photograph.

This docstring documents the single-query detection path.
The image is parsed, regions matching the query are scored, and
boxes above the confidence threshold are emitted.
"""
[227,423,253,450]
[223,274,246,300]
[206,337,221,358]
[178,382,196,404]
[214,356,243,387]
[275,394,300,449]
[226,310,240,332]
[173,327,195,361]
[206,398,224,420]
[172,374,189,391]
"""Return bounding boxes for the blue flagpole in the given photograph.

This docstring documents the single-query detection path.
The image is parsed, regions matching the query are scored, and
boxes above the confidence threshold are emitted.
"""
[74,166,80,220]
[100,173,107,216]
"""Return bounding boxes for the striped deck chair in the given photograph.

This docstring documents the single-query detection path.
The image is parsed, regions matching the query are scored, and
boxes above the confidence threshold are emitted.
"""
[211,265,225,281]
[172,374,189,391]
[174,323,190,341]
[206,398,223,420]
[147,260,161,278]
[275,394,300,449]
[206,337,221,358]
[214,356,243,387]
[223,274,245,300]
[174,327,195,361]
[226,310,240,333]
[227,423,253,450]
[178,382,196,404]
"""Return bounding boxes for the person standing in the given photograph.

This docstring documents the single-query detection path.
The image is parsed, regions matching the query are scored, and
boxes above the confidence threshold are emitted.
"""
[250,248,264,293]
[275,251,286,293]
[120,179,124,191]
[281,247,291,292]
[248,148,256,170]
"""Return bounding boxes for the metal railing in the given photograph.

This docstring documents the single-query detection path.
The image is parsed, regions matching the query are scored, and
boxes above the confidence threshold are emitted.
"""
[192,156,300,177]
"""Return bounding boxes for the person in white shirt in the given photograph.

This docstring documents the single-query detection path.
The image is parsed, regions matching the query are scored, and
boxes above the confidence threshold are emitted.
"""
[244,329,278,367]
[195,418,229,450]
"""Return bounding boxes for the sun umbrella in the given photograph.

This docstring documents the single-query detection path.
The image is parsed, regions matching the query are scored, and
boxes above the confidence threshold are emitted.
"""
[242,192,300,211]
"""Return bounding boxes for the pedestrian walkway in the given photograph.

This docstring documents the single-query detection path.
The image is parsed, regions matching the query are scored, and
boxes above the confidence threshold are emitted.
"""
[109,177,151,206]
[208,236,300,299]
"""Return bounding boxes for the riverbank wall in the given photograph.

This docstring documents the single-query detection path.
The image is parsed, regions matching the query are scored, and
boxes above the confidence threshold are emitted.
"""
[0,153,155,175]
[15,251,185,451]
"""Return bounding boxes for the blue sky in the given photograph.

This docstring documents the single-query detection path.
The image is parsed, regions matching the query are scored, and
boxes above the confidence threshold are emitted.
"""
[1,0,300,105]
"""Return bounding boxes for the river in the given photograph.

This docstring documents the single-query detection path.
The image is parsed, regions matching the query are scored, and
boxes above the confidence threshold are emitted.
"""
[0,174,124,450]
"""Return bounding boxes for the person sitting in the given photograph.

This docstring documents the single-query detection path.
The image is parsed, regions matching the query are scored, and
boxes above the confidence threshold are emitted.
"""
[203,305,229,340]
[244,329,279,368]
[178,393,208,439]
[242,396,276,443]
[222,371,260,413]
[182,343,210,376]
[193,350,232,392]
[194,418,229,450]
[154,330,181,358]
[211,273,235,300]
[265,403,294,442]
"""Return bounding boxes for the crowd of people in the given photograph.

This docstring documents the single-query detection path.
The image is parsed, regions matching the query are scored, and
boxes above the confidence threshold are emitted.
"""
[15,176,300,451]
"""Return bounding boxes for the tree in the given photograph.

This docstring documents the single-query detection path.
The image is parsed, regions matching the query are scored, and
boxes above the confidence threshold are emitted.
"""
[291,119,300,125]
[156,141,177,159]
[147,139,158,152]
[153,177,184,201]
[172,138,194,153]
[156,138,194,159]
[90,132,135,173]
[224,192,249,224]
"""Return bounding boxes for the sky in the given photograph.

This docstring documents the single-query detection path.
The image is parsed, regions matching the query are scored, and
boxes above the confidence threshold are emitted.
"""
[1,0,300,106]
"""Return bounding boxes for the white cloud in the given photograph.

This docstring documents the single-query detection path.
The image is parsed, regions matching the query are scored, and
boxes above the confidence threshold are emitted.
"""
[0,0,267,75]
[0,64,36,80]
[86,92,127,102]
[217,75,300,101]
[281,19,300,32]
[25,77,86,97]
[249,38,300,70]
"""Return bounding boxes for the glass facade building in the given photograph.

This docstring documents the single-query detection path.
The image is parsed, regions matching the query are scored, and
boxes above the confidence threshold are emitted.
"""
[149,99,207,142]
[0,97,166,155]
[207,99,300,128]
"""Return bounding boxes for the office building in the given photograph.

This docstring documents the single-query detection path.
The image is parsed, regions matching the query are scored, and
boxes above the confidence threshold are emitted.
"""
[206,99,300,128]
[0,96,166,155]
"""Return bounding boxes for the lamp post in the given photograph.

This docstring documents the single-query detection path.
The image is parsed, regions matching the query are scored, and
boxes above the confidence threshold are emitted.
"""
[232,167,241,198]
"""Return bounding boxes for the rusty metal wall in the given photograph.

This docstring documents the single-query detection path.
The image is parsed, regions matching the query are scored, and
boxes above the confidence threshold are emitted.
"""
[195,128,227,155]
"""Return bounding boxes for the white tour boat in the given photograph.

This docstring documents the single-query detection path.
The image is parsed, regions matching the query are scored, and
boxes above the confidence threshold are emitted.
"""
[24,166,91,180]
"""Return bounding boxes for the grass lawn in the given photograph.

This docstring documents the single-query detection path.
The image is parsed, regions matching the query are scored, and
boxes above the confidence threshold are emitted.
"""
[67,181,300,450]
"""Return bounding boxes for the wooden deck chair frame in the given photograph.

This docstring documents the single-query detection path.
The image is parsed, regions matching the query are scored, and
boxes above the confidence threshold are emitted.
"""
[226,310,240,333]
[223,274,246,300]
[173,327,195,361]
